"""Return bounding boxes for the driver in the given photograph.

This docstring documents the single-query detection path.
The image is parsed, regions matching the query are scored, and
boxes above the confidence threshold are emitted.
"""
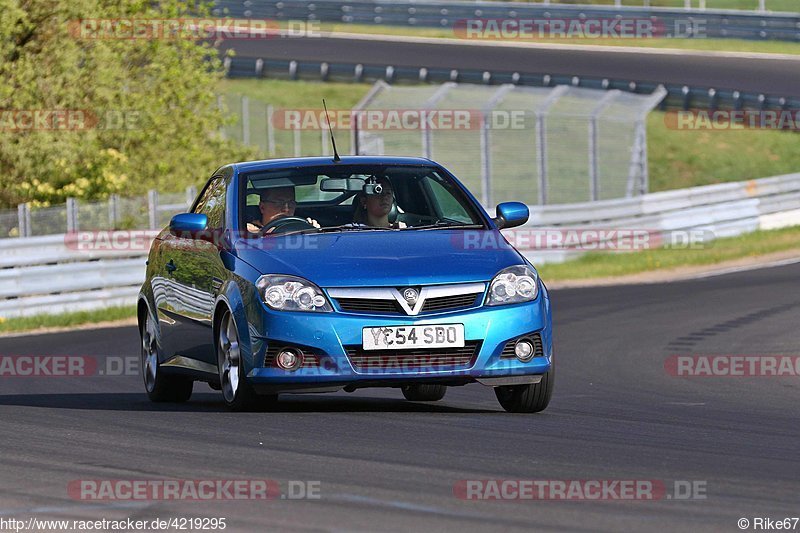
[247,186,318,234]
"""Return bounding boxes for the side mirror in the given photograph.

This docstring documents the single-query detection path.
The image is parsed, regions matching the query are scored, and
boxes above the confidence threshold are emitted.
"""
[169,213,208,238]
[493,202,529,230]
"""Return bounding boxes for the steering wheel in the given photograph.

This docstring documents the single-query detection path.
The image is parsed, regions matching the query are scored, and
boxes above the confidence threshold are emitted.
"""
[259,216,315,235]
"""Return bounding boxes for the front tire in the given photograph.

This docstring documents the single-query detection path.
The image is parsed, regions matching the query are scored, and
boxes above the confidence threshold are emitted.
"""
[217,309,276,411]
[140,312,193,403]
[401,384,447,402]
[494,364,554,413]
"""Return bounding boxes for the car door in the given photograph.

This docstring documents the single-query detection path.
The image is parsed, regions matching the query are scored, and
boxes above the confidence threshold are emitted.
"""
[160,176,230,367]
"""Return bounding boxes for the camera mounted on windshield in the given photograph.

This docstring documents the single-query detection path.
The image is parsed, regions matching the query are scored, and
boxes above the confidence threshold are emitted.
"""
[363,175,383,196]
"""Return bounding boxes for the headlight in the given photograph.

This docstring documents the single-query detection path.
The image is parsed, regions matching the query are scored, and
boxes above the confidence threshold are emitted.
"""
[256,275,332,312]
[486,265,539,306]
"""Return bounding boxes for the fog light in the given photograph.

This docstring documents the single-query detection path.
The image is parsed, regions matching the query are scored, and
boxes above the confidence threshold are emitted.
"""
[514,340,534,362]
[276,348,303,371]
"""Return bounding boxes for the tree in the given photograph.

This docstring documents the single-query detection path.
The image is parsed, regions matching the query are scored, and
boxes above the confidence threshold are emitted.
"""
[0,0,254,207]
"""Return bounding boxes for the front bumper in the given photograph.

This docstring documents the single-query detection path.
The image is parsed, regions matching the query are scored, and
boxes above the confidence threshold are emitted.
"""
[245,287,552,393]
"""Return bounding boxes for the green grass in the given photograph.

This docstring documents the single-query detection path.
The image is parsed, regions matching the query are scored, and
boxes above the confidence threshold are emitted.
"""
[647,113,800,191]
[218,79,365,109]
[317,23,800,55]
[0,306,136,334]
[538,225,800,281]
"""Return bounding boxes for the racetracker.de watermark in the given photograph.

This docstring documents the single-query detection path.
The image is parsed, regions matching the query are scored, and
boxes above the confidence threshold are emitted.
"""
[0,109,140,131]
[665,110,800,131]
[454,479,707,500]
[665,355,800,377]
[63,230,326,252]
[68,18,321,40]
[68,479,321,500]
[453,18,706,39]
[455,228,714,251]
[272,108,528,131]
[0,355,139,377]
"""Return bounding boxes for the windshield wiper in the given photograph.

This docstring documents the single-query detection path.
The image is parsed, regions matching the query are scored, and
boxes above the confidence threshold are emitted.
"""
[320,224,392,233]
[408,222,485,231]
[284,224,393,235]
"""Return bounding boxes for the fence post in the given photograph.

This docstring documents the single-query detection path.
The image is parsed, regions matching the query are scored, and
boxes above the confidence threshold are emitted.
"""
[17,203,30,238]
[321,127,330,156]
[186,186,197,207]
[148,190,159,230]
[242,95,250,145]
[639,121,649,195]
[480,113,491,207]
[109,194,120,228]
[66,197,78,233]
[267,104,276,156]
[588,117,600,202]
[352,111,361,155]
[588,90,622,202]
[535,113,547,205]
[421,122,432,159]
[293,127,301,157]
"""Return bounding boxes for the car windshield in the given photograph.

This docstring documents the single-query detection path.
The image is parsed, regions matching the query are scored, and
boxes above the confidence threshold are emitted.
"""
[241,164,485,235]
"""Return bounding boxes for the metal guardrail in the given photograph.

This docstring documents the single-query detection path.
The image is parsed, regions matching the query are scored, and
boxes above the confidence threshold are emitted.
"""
[212,0,800,41]
[516,172,800,263]
[2,173,799,318]
[224,57,800,112]
[0,234,152,318]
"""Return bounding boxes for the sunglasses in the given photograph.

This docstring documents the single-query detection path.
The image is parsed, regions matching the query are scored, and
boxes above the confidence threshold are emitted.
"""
[263,199,297,209]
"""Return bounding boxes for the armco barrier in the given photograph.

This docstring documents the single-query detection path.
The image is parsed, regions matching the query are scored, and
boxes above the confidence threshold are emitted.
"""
[0,234,152,318]
[517,172,800,264]
[1,172,800,318]
[224,57,800,112]
[212,0,800,41]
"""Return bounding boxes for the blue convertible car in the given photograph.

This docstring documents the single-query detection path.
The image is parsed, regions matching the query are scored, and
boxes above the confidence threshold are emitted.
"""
[138,156,553,412]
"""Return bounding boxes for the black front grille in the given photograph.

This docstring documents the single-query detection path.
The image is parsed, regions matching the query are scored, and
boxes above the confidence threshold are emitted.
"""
[420,293,480,312]
[500,332,544,358]
[345,341,481,371]
[335,292,481,315]
[335,298,401,314]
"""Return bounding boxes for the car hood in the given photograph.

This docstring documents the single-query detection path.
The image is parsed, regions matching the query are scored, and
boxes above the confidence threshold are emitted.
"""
[235,229,527,287]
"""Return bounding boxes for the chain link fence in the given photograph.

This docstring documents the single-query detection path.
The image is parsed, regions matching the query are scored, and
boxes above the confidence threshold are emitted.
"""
[221,82,664,205]
[1,187,196,239]
[354,82,666,205]
[219,93,356,159]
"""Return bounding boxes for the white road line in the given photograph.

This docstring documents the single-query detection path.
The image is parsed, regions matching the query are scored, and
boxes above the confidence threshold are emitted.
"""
[683,256,800,280]
[549,255,800,289]
[329,493,492,521]
[0,502,147,516]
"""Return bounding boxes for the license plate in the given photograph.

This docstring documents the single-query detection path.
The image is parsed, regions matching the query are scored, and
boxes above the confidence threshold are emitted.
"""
[362,324,465,351]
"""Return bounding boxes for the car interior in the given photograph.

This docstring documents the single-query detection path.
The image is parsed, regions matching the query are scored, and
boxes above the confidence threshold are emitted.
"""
[241,165,482,234]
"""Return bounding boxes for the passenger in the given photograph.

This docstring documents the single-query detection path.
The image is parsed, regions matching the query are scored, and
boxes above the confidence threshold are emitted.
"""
[353,176,405,228]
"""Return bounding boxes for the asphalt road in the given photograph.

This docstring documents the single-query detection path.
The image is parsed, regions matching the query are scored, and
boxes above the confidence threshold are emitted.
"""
[1,263,799,531]
[220,35,800,96]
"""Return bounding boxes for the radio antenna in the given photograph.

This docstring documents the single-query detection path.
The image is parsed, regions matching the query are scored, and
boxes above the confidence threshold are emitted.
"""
[322,99,341,162]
